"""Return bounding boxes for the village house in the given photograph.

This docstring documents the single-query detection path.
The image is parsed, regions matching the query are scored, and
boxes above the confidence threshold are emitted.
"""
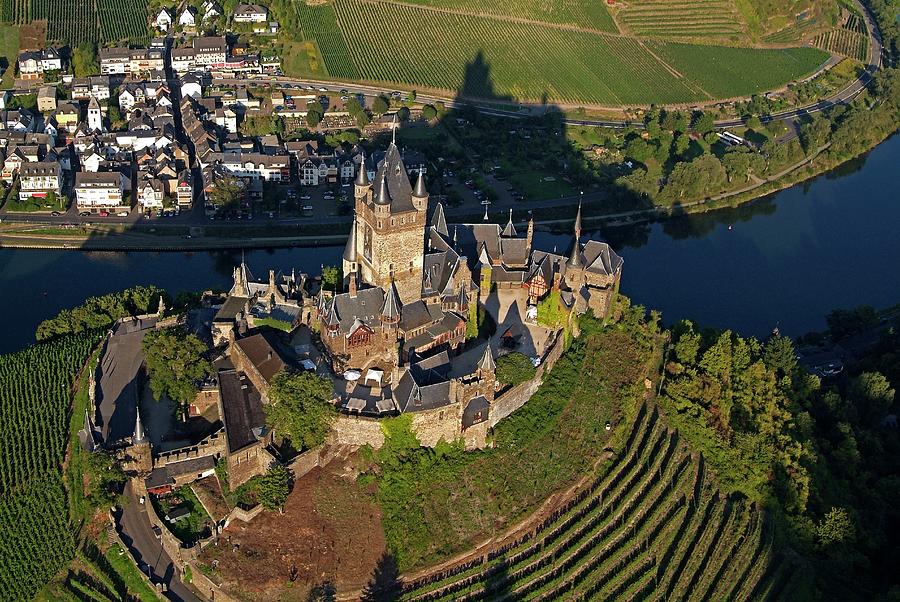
[179,7,197,28]
[74,171,127,212]
[194,37,228,67]
[37,87,57,113]
[155,8,173,31]
[233,3,268,22]
[176,169,193,208]
[99,47,132,75]
[18,161,62,201]
[53,103,80,133]
[214,150,290,182]
[138,176,165,211]
[17,48,62,80]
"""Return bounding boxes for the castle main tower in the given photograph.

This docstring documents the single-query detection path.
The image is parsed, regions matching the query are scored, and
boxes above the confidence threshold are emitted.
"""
[350,141,428,303]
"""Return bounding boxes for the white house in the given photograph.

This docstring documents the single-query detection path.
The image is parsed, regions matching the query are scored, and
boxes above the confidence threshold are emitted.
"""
[217,151,289,182]
[138,176,165,210]
[18,162,62,200]
[74,171,127,211]
[213,107,237,133]
[170,47,196,74]
[155,9,173,31]
[179,7,196,28]
[176,169,193,207]
[99,47,131,75]
[87,97,104,133]
[17,48,62,80]
[180,74,203,99]
[193,37,227,67]
[233,3,268,22]
[81,149,105,173]
[118,87,138,113]
[203,1,221,19]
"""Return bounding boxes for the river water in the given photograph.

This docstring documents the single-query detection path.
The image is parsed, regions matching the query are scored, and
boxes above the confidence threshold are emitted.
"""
[1,134,898,355]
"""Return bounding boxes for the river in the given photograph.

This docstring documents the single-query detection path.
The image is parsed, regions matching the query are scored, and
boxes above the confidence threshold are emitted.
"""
[1,134,898,355]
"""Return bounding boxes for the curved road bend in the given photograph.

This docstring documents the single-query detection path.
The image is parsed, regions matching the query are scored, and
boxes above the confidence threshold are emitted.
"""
[116,482,201,602]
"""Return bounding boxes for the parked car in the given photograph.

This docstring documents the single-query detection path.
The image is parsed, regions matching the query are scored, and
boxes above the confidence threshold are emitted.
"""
[50,211,61,216]
[99,211,109,217]
[116,211,129,217]
[79,211,90,217]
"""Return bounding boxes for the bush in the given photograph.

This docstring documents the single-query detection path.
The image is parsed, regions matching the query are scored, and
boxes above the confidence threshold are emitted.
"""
[495,352,536,387]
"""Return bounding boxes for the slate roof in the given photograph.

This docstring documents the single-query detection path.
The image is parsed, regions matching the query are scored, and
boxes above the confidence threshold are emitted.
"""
[233,330,290,384]
[462,396,490,429]
[372,142,415,212]
[218,369,267,453]
[399,300,443,332]
[329,286,385,335]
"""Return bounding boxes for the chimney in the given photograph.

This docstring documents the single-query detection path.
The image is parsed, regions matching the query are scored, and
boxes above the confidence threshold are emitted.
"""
[268,269,276,289]
[348,272,357,298]
[267,350,273,361]
[526,213,534,252]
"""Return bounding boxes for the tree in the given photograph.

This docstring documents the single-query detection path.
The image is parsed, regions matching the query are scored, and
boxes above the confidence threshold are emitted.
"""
[624,137,652,163]
[800,115,832,154]
[306,105,323,128]
[265,370,336,450]
[72,42,99,77]
[762,335,797,377]
[496,352,537,387]
[692,111,715,135]
[817,507,855,547]
[745,115,763,132]
[851,372,895,425]
[142,327,212,407]
[207,174,243,209]
[673,132,691,157]
[722,151,751,183]
[660,153,726,203]
[397,106,410,121]
[421,104,437,120]
[257,464,290,513]
[372,95,390,115]
[321,265,341,291]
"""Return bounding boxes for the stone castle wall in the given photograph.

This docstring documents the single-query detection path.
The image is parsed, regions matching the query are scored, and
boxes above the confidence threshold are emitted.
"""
[154,428,227,469]
[410,403,463,448]
[328,414,385,448]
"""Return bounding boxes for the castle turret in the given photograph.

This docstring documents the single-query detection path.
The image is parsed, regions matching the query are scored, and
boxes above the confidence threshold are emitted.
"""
[130,404,152,474]
[412,168,428,211]
[343,214,359,277]
[477,344,496,376]
[526,213,534,254]
[374,170,391,205]
[380,280,401,336]
[567,202,583,268]
[354,152,370,202]
[431,201,448,237]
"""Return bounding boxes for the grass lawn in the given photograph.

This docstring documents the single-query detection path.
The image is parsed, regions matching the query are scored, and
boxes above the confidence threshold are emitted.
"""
[152,486,212,545]
[4,193,69,213]
[0,24,19,89]
[509,170,577,201]
[104,545,163,602]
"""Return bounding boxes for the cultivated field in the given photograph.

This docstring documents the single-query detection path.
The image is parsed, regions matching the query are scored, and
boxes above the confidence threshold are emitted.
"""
[399,405,792,601]
[0,333,100,601]
[812,13,869,61]
[0,0,150,47]
[295,0,828,106]
[399,0,618,32]
[617,0,745,42]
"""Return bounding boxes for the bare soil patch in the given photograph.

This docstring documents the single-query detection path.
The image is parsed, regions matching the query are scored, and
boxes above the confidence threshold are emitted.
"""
[19,21,47,50]
[199,455,384,600]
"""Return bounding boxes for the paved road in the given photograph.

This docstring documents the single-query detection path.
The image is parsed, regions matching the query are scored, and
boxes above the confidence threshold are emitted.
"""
[116,482,201,602]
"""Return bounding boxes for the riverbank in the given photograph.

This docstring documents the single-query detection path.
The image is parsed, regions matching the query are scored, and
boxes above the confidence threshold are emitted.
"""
[0,126,894,251]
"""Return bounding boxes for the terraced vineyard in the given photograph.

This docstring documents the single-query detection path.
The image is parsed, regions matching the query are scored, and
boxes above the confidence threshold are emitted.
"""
[617,0,745,42]
[399,405,786,601]
[0,0,149,46]
[812,13,869,61]
[295,0,828,106]
[399,0,618,32]
[0,332,101,600]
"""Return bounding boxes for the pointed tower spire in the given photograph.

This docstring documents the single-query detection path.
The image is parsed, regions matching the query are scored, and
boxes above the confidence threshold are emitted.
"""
[390,113,398,146]
[343,214,358,263]
[477,344,496,373]
[457,283,468,311]
[413,168,428,199]
[567,201,583,267]
[483,204,489,221]
[502,209,517,237]
[355,152,369,186]
[133,405,146,444]
[380,280,402,324]
[453,226,458,249]
[431,201,448,237]
[374,170,391,205]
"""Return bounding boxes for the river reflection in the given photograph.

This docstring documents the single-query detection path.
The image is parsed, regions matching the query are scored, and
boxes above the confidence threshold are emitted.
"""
[1,133,898,354]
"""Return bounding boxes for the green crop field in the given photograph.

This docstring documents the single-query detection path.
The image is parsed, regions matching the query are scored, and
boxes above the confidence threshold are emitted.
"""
[399,405,789,601]
[0,333,101,601]
[0,0,149,46]
[398,0,618,32]
[617,0,745,42]
[293,0,828,106]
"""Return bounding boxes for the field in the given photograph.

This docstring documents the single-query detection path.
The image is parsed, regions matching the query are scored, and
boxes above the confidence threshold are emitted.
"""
[0,22,18,87]
[292,0,828,106]
[0,0,149,47]
[398,0,618,32]
[812,13,869,60]
[399,406,787,601]
[617,0,745,42]
[0,332,101,601]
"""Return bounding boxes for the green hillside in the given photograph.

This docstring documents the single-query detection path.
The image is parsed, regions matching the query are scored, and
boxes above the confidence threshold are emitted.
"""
[290,0,831,106]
